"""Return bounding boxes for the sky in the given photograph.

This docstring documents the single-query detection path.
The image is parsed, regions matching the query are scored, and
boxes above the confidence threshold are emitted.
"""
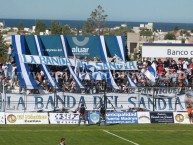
[1,0,193,23]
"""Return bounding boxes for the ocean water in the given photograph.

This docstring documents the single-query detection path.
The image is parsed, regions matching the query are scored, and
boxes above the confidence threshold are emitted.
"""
[1,18,193,32]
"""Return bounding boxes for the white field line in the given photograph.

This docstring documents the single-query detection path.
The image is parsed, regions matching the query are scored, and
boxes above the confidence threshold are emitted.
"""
[103,130,139,145]
[0,130,92,132]
[103,129,192,132]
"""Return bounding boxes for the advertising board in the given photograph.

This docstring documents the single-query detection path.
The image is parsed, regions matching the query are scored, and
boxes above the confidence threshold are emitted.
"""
[150,112,174,123]
[49,113,79,124]
[88,112,100,124]
[106,112,138,124]
[173,112,190,124]
[137,112,150,124]
[5,113,49,124]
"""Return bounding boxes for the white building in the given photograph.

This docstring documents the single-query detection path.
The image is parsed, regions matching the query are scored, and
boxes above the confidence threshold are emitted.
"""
[0,22,4,29]
[133,22,154,32]
[32,26,36,33]
[145,23,153,31]
[24,27,30,31]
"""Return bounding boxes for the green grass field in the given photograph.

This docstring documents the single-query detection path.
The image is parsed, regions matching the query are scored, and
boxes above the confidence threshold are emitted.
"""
[0,124,192,145]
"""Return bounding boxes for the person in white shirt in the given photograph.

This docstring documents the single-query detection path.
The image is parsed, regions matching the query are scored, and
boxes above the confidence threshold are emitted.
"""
[11,62,17,88]
[7,44,12,62]
[182,58,189,70]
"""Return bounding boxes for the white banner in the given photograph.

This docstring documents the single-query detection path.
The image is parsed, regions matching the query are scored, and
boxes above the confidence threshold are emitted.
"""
[5,113,49,124]
[142,45,193,58]
[20,54,138,70]
[173,112,190,124]
[0,112,5,124]
[3,88,188,112]
[49,113,79,124]
[137,112,150,124]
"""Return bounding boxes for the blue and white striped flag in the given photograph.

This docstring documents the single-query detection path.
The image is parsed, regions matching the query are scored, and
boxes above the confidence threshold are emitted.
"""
[74,54,80,74]
[60,35,84,89]
[99,36,119,90]
[144,63,156,82]
[12,35,38,89]
[85,64,97,72]
[127,76,137,87]
[113,54,124,63]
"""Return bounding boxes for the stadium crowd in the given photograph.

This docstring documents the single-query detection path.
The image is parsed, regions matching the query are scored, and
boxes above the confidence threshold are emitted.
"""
[0,56,193,94]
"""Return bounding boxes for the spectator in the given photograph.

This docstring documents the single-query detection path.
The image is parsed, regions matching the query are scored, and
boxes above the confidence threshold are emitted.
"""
[157,64,165,78]
[182,58,189,70]
[187,69,193,86]
[177,58,183,70]
[11,62,18,88]
[136,50,141,60]
[152,58,158,65]
[0,63,4,92]
[164,57,170,68]
[189,60,193,69]
[187,104,193,124]
[99,104,106,125]
[7,44,13,62]
[170,70,178,87]
[78,104,86,125]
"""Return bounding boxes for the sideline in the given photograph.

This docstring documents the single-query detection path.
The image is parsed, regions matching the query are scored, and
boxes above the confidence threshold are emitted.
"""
[103,130,139,145]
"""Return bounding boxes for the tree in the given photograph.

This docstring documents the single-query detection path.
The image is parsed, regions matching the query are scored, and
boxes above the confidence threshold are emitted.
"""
[164,32,176,40]
[50,21,63,34]
[83,5,108,35]
[17,23,24,31]
[35,20,46,34]
[82,18,94,35]
[62,25,72,35]
[140,29,153,36]
[0,32,8,63]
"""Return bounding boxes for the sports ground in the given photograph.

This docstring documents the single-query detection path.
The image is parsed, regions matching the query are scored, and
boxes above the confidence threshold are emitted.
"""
[0,124,192,145]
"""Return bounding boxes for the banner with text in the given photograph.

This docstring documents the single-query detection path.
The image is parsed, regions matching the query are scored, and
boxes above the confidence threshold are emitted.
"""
[5,113,49,124]
[142,44,193,58]
[106,112,138,124]
[150,112,174,123]
[20,54,138,70]
[24,35,125,59]
[49,113,79,124]
[3,88,188,112]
